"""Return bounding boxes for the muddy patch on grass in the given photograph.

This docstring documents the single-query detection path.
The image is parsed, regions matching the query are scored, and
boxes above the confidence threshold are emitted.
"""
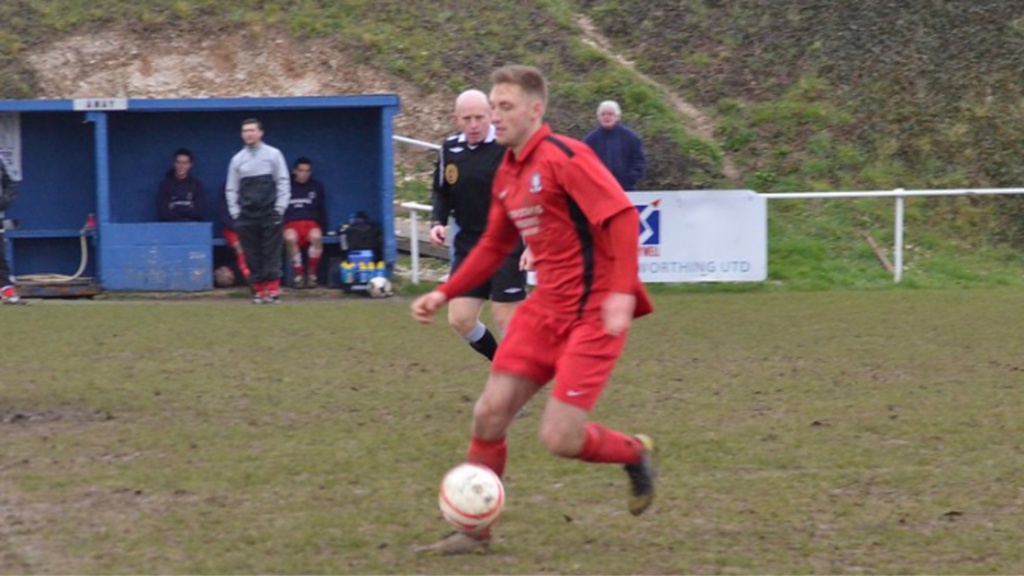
[0,482,52,573]
[1,408,115,426]
[0,480,221,574]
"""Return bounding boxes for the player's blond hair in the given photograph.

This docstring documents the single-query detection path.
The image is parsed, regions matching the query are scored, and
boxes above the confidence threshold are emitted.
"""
[491,65,548,105]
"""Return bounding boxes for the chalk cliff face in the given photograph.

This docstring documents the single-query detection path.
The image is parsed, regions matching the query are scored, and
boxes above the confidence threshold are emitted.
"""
[22,28,452,174]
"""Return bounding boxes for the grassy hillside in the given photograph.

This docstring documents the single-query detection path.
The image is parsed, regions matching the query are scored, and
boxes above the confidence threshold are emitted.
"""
[2,0,1024,288]
[582,1,1024,185]
[580,0,1024,244]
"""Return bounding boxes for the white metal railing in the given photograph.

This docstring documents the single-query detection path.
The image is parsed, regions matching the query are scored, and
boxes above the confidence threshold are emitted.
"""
[397,185,1024,285]
[762,188,1024,283]
[398,200,433,284]
[393,134,442,284]
[393,135,441,151]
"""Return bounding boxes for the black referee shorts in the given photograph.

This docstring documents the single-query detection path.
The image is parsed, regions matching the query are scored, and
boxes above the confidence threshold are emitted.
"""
[450,244,527,303]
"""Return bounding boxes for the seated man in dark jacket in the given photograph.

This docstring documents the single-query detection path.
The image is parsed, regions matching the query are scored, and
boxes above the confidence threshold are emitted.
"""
[283,157,327,288]
[157,148,205,222]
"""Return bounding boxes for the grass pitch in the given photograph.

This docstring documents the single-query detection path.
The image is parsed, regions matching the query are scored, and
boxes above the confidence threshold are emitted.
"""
[2,289,1023,574]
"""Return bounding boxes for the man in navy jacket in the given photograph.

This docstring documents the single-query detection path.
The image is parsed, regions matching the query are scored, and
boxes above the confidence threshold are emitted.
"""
[582,100,647,191]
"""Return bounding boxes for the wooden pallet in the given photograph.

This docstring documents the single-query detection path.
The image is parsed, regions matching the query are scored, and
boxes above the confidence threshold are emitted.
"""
[394,236,450,261]
[17,279,101,299]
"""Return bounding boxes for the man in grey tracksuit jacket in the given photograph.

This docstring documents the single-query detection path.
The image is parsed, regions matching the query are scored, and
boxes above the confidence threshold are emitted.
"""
[1,156,23,304]
[225,118,290,303]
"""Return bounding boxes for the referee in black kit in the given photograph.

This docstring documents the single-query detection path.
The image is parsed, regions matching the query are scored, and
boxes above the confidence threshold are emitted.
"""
[428,89,527,362]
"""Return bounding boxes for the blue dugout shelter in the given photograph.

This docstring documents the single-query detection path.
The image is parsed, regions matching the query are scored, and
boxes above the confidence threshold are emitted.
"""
[0,95,401,292]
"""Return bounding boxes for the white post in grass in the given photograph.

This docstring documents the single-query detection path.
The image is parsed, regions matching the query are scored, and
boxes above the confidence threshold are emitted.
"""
[398,201,434,285]
[894,188,905,284]
[409,208,421,285]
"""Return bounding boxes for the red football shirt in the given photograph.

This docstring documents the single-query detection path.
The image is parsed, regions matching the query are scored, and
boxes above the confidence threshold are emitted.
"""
[440,124,652,320]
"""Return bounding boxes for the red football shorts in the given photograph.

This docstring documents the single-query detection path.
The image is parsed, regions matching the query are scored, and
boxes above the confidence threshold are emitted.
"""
[223,228,240,247]
[492,298,627,411]
[284,219,322,249]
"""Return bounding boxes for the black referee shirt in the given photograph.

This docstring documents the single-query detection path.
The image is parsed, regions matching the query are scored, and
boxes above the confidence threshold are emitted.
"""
[431,128,506,252]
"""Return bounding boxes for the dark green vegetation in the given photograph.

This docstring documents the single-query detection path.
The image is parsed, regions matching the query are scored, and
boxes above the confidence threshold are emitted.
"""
[2,0,1024,286]
[585,2,1024,188]
[3,291,1024,574]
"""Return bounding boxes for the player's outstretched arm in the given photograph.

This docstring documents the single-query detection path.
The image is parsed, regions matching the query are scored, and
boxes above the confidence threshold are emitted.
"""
[438,197,519,298]
[411,291,448,324]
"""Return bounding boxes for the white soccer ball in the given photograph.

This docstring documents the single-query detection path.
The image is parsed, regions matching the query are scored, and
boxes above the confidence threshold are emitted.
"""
[366,276,393,298]
[438,463,505,534]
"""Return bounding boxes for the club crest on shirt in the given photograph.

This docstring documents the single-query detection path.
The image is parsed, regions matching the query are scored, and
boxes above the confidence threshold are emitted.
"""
[445,164,459,185]
[529,172,543,193]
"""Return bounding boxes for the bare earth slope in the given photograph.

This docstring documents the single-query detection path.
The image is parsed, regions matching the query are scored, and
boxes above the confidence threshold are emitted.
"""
[22,20,726,190]
[25,28,451,170]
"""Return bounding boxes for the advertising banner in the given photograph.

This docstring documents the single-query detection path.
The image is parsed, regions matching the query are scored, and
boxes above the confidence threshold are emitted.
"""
[629,190,767,282]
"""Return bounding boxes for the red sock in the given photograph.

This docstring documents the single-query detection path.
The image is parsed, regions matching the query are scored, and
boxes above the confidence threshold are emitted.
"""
[235,251,250,279]
[308,256,321,277]
[466,435,508,478]
[576,423,644,465]
[268,279,281,296]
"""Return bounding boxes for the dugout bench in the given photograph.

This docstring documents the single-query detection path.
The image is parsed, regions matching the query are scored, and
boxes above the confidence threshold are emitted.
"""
[0,95,401,293]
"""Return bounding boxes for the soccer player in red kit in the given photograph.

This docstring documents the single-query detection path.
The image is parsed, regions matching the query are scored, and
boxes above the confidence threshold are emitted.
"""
[411,64,656,555]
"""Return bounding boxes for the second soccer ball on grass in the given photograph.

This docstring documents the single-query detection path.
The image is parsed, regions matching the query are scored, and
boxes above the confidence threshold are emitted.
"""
[366,276,393,298]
